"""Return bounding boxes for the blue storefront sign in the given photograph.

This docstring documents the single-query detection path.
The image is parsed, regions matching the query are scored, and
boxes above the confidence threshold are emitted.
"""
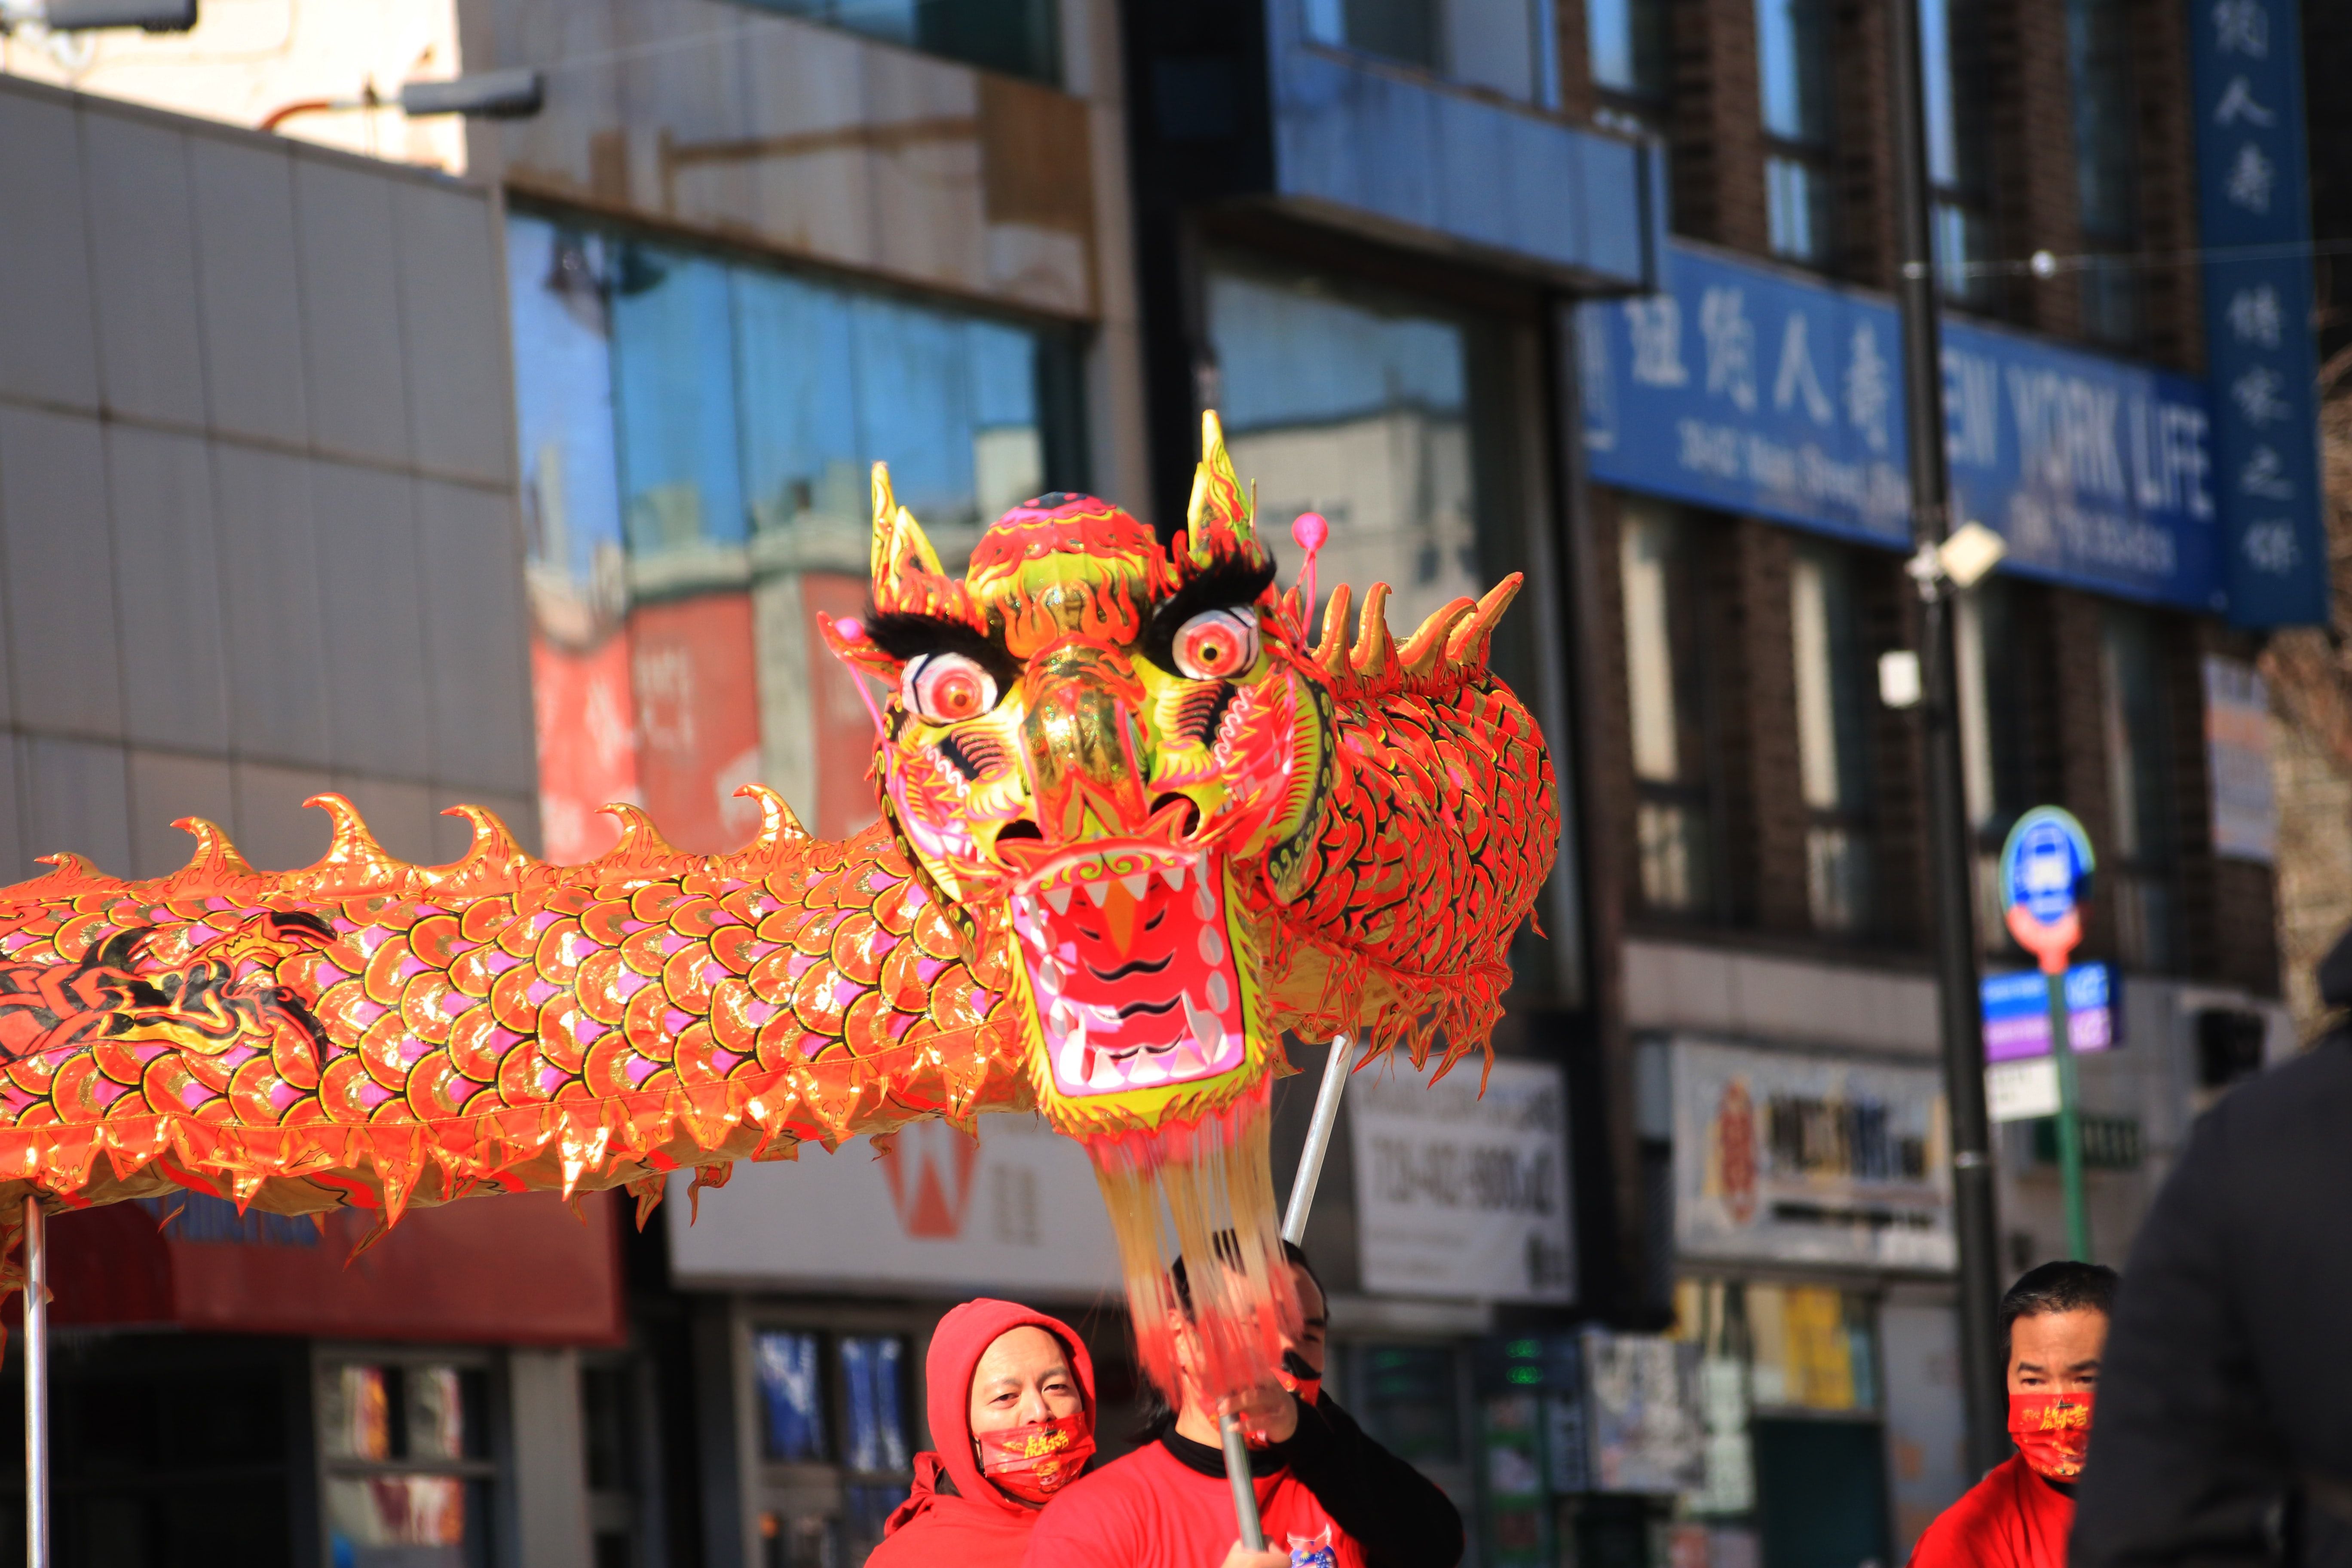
[2187,0,2328,628]
[1578,245,1913,551]
[1982,964,2118,1063]
[1578,242,2231,616]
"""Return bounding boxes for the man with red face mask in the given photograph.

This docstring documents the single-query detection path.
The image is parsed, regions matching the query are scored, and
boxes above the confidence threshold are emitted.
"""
[1023,1240,1461,1568]
[1909,1261,2117,1568]
[869,1298,1098,1567]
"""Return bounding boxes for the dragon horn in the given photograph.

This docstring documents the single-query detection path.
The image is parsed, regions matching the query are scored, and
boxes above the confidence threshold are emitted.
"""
[870,461,943,608]
[866,460,981,629]
[1184,409,1257,570]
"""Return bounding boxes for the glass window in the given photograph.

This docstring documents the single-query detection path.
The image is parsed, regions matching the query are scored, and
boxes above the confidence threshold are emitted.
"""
[612,245,748,562]
[1203,251,1568,1002]
[1204,257,1499,657]
[1791,545,1873,934]
[1303,0,1554,105]
[1755,0,1834,267]
[752,1329,915,1567]
[320,1359,495,1568]
[753,1331,828,1463]
[738,0,1061,85]
[2101,607,2175,970]
[2067,0,2140,346]
[1920,0,1993,304]
[1588,0,1669,103]
[1621,501,1723,919]
[505,209,1086,859]
[583,1359,645,1568]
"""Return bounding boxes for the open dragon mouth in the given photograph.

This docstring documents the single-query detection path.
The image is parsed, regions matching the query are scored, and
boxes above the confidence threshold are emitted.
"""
[1008,842,1249,1099]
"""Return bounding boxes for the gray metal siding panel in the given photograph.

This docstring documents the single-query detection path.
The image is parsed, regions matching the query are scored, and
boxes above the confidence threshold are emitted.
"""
[81,112,209,429]
[190,135,312,448]
[311,462,434,779]
[0,91,101,412]
[415,478,536,794]
[22,734,132,877]
[213,444,332,766]
[293,156,414,468]
[395,183,517,487]
[109,424,234,753]
[0,407,123,741]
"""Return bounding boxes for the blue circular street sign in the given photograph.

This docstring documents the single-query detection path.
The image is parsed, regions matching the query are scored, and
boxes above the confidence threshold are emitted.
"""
[2000,807,2095,927]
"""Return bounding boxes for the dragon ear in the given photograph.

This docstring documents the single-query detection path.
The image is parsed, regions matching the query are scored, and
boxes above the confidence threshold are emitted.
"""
[1183,410,1263,573]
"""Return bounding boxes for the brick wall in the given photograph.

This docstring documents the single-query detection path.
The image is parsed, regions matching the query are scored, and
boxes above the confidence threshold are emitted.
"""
[1981,0,2085,334]
[1829,0,1897,289]
[1666,0,1768,250]
[2125,0,2205,371]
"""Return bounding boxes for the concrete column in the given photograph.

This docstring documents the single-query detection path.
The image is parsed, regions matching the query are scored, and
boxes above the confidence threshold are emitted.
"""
[508,1348,592,1568]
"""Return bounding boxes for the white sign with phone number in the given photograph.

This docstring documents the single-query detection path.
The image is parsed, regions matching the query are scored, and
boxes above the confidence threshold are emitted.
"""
[1349,1056,1576,1303]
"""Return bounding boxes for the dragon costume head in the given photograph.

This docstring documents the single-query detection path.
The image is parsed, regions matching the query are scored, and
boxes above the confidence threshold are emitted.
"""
[0,410,1554,1412]
[822,415,1328,1139]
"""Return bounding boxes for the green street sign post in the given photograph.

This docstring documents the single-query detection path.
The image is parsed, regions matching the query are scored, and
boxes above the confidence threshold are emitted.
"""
[1999,807,2097,1261]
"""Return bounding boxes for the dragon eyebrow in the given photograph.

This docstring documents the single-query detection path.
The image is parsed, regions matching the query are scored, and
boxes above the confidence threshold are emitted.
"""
[858,611,1022,691]
[1144,554,1279,671]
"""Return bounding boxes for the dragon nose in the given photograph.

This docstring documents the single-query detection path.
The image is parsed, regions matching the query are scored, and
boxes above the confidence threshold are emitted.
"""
[1020,647,1151,844]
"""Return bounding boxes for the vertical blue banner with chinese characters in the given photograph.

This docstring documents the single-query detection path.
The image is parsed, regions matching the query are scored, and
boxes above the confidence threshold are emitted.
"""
[2189,0,2328,627]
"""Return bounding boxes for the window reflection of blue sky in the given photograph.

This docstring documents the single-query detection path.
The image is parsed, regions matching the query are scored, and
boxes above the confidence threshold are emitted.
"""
[1207,263,1482,644]
[507,216,626,644]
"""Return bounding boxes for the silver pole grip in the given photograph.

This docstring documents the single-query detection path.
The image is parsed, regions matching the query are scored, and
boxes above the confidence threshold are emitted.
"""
[1219,1411,1266,1550]
[24,1196,47,1568]
[1282,1034,1354,1245]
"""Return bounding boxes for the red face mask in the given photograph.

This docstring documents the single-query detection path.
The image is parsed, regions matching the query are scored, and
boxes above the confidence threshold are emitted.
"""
[976,1412,1095,1504]
[2008,1391,2094,1480]
[1278,1349,1322,1408]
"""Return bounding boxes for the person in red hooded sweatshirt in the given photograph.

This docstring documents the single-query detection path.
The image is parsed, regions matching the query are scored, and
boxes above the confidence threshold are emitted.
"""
[867,1298,1099,1568]
[1908,1261,2116,1568]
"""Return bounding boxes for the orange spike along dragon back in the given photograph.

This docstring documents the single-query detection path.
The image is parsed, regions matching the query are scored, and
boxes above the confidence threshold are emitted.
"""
[0,412,1556,1404]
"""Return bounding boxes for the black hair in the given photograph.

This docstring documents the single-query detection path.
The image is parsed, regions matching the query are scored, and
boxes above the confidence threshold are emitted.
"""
[1137,1237,1322,1442]
[1167,1235,1321,1317]
[1999,1260,2119,1360]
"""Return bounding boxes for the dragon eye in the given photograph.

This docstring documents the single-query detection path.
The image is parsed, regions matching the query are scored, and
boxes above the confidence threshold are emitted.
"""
[901,653,998,724]
[1170,608,1259,681]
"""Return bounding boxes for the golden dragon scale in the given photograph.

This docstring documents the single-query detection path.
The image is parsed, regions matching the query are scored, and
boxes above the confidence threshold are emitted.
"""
[0,413,1556,1394]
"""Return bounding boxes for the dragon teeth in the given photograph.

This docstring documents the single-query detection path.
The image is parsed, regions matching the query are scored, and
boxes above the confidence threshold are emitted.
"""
[1162,862,1186,893]
[1120,873,1148,900]
[1082,879,1111,908]
[1044,885,1073,916]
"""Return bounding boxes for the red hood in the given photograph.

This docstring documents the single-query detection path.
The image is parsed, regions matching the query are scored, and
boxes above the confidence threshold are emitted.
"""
[899,1298,1098,1527]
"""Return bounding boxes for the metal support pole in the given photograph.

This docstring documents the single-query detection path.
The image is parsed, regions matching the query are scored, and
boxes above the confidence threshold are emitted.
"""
[2046,973,2091,1260]
[1220,1413,1267,1552]
[1219,1034,1359,1553]
[23,1197,46,1568]
[1283,1035,1354,1246]
[1886,0,2007,1477]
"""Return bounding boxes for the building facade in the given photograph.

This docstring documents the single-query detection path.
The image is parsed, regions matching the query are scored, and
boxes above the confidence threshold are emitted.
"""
[0,0,2328,1565]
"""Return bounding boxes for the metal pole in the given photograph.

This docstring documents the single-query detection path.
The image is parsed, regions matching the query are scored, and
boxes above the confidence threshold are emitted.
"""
[1220,1413,1268,1551]
[1217,1033,1357,1553]
[1886,0,2007,1476]
[1283,1035,1354,1246]
[2046,971,2091,1260]
[23,1196,46,1568]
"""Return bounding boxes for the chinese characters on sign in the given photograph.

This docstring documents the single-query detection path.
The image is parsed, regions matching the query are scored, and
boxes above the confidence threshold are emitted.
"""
[1579,245,2224,613]
[2187,0,2328,626]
